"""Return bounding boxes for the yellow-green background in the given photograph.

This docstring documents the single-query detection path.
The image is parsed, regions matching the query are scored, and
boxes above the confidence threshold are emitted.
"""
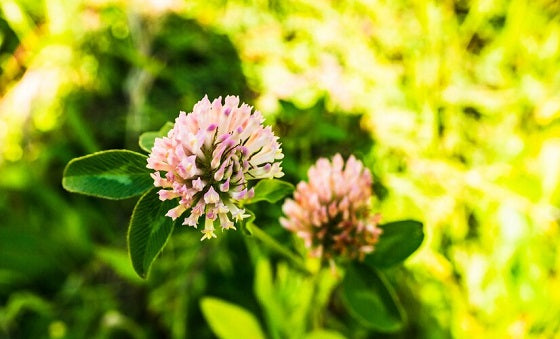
[1,0,559,338]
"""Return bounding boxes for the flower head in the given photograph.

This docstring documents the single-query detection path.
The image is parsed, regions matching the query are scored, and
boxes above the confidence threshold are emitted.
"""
[280,154,381,260]
[147,95,284,240]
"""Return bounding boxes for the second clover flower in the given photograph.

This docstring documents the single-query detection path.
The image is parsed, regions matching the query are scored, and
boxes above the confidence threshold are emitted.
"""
[280,154,381,261]
[147,95,284,240]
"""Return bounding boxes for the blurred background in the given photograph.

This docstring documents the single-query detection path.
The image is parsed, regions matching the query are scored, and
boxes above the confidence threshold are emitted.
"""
[1,0,560,338]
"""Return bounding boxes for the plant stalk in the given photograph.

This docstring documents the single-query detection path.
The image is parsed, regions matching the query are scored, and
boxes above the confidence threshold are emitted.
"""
[249,224,311,276]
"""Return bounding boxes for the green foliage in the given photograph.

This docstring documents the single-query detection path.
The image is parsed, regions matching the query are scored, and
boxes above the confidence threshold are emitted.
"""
[247,179,294,204]
[274,99,373,181]
[253,259,319,339]
[0,227,63,288]
[341,263,405,332]
[0,292,52,329]
[304,330,346,339]
[365,220,424,268]
[128,189,176,278]
[200,297,265,339]
[3,0,560,338]
[62,150,153,200]
[96,246,144,285]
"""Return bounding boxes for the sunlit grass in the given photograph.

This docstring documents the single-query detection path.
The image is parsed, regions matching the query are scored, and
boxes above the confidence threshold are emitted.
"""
[1,0,559,337]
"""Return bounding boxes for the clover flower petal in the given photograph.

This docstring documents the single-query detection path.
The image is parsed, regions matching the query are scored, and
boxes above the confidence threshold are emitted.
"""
[280,154,381,260]
[147,95,283,240]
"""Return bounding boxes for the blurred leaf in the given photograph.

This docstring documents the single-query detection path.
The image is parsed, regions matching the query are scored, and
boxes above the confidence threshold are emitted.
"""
[246,179,294,204]
[127,189,176,278]
[317,121,347,141]
[365,220,424,268]
[341,263,404,332]
[62,150,153,200]
[253,258,282,336]
[138,122,174,152]
[0,228,62,289]
[0,163,29,190]
[0,292,52,328]
[254,259,273,306]
[96,246,144,285]
[0,0,36,42]
[200,297,265,339]
[305,329,347,339]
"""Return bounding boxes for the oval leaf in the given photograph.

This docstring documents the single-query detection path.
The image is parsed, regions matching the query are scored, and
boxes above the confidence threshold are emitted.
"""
[200,297,265,339]
[246,179,294,204]
[96,246,144,285]
[341,263,404,332]
[305,330,347,339]
[127,189,176,278]
[62,150,153,200]
[138,121,174,152]
[365,220,423,268]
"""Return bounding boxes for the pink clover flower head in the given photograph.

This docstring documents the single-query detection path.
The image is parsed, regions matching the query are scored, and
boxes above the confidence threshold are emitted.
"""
[147,95,284,240]
[280,154,381,260]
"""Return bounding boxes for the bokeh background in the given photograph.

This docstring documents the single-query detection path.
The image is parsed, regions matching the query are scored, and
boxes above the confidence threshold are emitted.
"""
[1,0,560,338]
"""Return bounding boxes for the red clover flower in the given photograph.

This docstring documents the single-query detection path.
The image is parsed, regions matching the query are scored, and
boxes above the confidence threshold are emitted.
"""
[147,95,284,240]
[280,154,381,260]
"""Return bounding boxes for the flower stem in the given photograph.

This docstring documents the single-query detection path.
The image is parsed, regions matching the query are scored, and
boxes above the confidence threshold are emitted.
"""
[249,224,311,275]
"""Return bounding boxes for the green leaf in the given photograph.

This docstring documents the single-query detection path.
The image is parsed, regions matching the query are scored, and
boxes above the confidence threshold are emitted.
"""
[200,297,265,339]
[254,259,273,306]
[138,121,174,152]
[1,292,52,326]
[96,246,144,285]
[127,188,176,278]
[62,150,153,200]
[305,330,347,339]
[246,179,294,204]
[365,220,424,268]
[341,263,405,332]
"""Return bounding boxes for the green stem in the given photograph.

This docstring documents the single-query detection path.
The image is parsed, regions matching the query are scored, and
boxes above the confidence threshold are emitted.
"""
[310,271,322,329]
[249,224,311,275]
